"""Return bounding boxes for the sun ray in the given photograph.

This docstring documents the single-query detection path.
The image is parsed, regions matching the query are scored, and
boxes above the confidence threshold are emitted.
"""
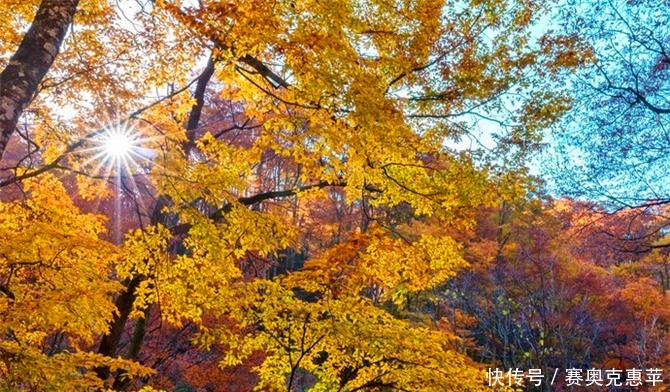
[82,120,156,177]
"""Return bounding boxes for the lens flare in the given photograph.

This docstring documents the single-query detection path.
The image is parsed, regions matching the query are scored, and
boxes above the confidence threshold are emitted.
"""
[81,121,155,177]
[102,128,137,162]
[73,118,160,243]
[104,132,133,157]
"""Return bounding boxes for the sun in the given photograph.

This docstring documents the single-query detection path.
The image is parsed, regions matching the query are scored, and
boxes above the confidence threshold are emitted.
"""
[81,121,155,178]
[102,128,137,161]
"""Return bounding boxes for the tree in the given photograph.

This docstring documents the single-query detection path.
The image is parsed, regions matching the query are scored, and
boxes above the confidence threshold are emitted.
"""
[546,0,670,260]
[0,0,79,159]
[550,0,670,206]
[0,0,585,390]
[0,174,152,390]
[445,195,670,389]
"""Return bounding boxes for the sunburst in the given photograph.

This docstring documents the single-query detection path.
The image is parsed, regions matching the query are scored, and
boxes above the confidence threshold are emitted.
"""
[81,121,156,178]
[75,119,159,243]
[102,128,137,163]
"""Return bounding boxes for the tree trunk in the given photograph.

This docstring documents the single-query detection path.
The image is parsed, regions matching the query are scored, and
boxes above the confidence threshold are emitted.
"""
[95,55,216,386]
[0,0,79,160]
[95,276,142,381]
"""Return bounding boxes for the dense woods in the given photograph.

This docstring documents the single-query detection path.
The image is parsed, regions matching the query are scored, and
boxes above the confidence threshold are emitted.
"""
[0,0,668,390]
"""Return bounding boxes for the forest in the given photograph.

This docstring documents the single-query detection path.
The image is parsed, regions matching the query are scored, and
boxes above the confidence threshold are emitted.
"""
[0,0,668,390]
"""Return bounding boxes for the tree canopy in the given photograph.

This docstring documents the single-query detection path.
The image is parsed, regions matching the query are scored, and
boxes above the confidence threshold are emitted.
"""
[2,0,664,391]
[550,0,670,205]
